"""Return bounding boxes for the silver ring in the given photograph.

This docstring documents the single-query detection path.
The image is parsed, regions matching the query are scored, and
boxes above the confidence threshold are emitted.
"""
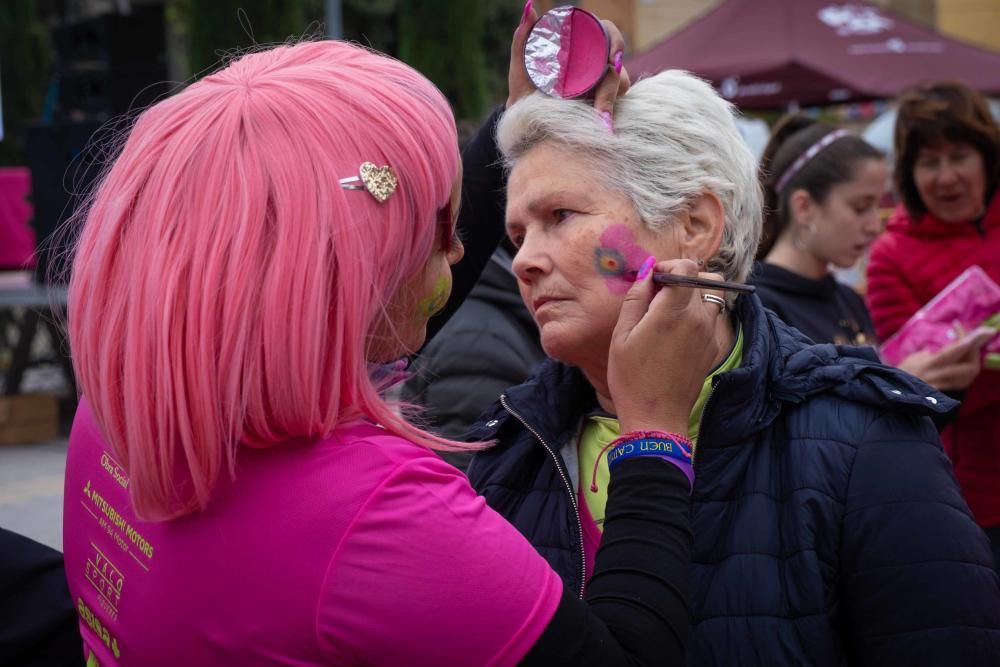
[701,293,726,311]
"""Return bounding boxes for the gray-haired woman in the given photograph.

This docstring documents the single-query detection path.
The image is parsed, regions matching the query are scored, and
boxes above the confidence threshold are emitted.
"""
[467,69,1000,665]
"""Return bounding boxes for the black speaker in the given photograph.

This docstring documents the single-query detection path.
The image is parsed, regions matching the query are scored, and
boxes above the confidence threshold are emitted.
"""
[52,5,168,119]
[25,121,104,284]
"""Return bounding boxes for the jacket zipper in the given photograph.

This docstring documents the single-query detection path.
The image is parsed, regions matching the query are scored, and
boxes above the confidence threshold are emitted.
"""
[500,394,587,599]
[694,379,722,474]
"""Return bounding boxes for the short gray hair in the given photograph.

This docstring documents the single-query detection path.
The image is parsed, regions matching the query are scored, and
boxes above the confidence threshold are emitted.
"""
[497,70,762,283]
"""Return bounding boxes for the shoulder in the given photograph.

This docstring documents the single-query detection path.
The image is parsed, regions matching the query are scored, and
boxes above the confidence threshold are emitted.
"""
[784,395,951,499]
[316,424,562,666]
[329,422,448,468]
[766,396,955,532]
[868,227,908,265]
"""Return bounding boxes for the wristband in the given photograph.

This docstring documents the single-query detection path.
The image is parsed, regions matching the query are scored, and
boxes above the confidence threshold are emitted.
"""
[606,431,694,492]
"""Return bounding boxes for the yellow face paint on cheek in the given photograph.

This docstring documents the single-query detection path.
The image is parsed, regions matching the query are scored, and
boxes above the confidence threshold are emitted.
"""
[416,275,451,319]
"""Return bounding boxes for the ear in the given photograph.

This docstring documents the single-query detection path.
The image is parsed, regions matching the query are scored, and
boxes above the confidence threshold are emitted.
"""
[675,189,725,261]
[786,188,817,229]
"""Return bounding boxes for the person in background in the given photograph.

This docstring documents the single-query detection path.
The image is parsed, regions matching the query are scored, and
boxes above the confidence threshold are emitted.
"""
[403,241,545,472]
[752,114,885,345]
[867,80,1000,562]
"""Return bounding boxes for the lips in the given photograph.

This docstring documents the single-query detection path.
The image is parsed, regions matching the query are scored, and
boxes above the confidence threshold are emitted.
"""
[532,296,566,313]
[934,192,964,206]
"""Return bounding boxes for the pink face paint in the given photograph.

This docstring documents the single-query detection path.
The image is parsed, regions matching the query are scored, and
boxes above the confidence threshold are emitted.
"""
[594,224,654,294]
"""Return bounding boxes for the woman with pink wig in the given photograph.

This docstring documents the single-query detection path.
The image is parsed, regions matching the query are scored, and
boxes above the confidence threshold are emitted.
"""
[60,27,721,667]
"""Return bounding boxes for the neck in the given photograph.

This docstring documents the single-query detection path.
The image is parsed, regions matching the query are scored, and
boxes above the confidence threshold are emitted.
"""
[590,314,738,417]
[766,236,829,280]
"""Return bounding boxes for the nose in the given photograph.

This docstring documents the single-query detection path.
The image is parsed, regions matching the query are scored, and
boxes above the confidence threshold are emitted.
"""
[511,231,551,285]
[863,209,884,237]
[936,160,959,185]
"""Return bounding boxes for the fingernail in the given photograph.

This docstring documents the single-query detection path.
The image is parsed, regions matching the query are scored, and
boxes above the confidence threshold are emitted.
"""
[600,110,614,134]
[613,50,623,74]
[521,0,533,25]
[636,255,656,281]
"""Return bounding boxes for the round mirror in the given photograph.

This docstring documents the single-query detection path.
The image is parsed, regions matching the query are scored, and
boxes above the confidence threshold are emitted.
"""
[524,6,610,99]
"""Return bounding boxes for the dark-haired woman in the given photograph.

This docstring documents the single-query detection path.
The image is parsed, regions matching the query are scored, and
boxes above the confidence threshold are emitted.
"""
[751,114,885,346]
[867,81,1000,561]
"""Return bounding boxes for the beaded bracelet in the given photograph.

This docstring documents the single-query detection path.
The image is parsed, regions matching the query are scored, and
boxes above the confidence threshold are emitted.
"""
[606,430,694,491]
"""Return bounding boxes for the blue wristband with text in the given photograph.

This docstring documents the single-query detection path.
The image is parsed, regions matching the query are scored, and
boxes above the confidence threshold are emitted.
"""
[606,437,693,469]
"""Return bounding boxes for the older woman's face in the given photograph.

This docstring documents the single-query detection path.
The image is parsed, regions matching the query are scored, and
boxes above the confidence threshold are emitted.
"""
[506,142,682,369]
[913,141,987,223]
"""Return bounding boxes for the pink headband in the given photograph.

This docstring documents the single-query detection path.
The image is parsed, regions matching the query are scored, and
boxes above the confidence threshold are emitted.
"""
[775,128,852,194]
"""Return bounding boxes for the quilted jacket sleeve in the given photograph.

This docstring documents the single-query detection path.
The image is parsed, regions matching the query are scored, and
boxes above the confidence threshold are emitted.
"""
[839,412,1000,665]
[865,235,925,342]
[408,328,539,440]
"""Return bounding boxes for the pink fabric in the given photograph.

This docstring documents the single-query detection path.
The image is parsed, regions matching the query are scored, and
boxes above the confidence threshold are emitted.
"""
[561,9,608,98]
[0,167,36,269]
[63,400,562,666]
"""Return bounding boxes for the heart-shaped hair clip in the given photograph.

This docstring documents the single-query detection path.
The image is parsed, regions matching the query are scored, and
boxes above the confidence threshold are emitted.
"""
[339,161,398,203]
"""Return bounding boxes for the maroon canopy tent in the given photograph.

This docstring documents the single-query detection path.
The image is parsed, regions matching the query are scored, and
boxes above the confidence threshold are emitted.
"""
[626,0,1000,109]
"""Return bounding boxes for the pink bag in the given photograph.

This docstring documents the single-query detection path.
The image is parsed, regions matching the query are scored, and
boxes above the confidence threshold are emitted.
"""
[880,266,1000,368]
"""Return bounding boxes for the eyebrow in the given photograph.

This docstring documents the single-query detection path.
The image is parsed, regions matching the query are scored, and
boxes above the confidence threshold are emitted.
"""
[509,188,596,220]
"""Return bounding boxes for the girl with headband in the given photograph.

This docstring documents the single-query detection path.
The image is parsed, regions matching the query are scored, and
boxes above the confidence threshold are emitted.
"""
[752,114,886,345]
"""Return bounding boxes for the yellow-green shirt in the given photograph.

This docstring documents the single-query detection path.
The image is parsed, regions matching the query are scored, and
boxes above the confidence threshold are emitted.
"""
[579,326,744,527]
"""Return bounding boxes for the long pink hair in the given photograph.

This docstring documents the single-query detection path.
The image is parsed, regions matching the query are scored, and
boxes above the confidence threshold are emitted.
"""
[68,41,463,520]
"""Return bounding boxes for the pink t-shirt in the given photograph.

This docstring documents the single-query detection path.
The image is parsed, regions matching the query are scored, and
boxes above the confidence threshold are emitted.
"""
[63,400,562,666]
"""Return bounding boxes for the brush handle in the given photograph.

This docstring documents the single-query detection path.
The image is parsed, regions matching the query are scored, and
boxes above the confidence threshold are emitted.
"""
[649,272,756,294]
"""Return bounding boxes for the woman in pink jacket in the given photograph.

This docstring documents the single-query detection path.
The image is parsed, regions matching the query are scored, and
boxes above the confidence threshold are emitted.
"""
[61,31,725,667]
[867,81,1000,560]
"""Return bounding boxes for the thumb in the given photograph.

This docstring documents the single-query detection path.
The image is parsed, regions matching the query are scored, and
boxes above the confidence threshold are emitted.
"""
[507,0,538,107]
[512,0,536,56]
[613,255,656,342]
[936,328,995,363]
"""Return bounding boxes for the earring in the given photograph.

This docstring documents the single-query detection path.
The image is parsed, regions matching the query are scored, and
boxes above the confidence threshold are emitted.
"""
[696,258,704,267]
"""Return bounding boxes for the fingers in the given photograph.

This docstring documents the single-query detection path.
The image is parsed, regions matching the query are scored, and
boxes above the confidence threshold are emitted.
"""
[963,327,998,350]
[617,67,632,97]
[613,255,657,342]
[695,272,727,316]
[935,328,994,364]
[646,259,703,313]
[592,20,627,129]
[925,360,982,391]
[506,0,538,108]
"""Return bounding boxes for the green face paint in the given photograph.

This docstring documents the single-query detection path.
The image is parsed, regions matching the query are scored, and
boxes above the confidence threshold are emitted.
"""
[416,276,451,319]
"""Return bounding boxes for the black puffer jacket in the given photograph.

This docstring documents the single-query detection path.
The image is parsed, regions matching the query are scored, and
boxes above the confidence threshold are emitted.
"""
[468,294,1000,666]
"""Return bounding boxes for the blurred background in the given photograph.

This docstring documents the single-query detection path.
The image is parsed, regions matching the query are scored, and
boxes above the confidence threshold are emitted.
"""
[1,0,999,550]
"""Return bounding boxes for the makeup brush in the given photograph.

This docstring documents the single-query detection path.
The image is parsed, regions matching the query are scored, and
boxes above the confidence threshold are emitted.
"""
[623,270,756,294]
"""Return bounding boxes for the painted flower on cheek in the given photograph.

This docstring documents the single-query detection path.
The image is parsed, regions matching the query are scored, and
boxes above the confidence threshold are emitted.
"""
[594,248,627,276]
[594,224,654,294]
